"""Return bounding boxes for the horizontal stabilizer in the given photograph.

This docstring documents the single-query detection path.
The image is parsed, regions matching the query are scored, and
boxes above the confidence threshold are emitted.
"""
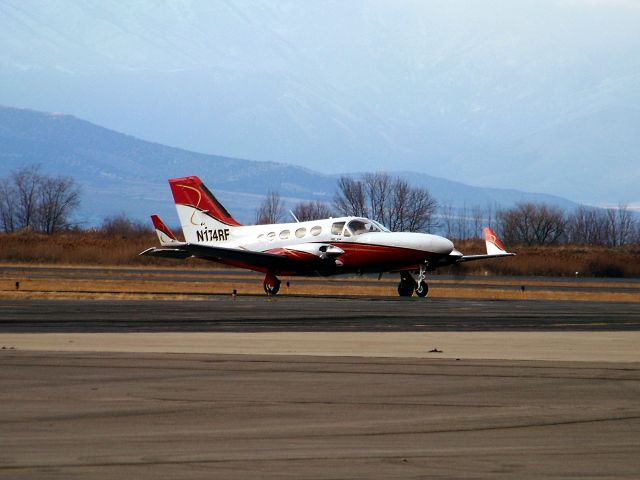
[151,214,179,246]
[139,247,191,259]
[483,227,508,255]
[448,227,515,264]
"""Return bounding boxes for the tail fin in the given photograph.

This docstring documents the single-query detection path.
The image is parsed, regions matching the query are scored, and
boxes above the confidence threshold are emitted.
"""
[151,214,179,246]
[169,176,241,244]
[483,227,508,255]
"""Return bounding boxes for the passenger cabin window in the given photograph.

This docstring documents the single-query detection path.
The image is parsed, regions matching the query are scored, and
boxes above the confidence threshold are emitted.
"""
[279,230,290,239]
[310,226,322,236]
[331,222,345,235]
[295,228,306,238]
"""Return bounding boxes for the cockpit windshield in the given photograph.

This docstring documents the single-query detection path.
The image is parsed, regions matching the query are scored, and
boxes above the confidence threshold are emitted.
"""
[346,219,384,236]
[370,220,390,232]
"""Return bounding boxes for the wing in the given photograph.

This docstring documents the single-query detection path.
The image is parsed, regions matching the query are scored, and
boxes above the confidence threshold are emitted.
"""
[140,242,342,271]
[140,243,298,269]
[454,252,516,263]
[437,227,515,266]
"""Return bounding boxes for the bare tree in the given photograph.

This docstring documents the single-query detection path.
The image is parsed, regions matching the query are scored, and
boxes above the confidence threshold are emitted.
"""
[498,202,567,246]
[566,206,607,245]
[605,204,636,247]
[363,172,392,225]
[440,202,456,238]
[334,176,368,218]
[0,165,81,233]
[471,205,484,239]
[37,176,81,234]
[454,204,471,240]
[567,204,638,247]
[0,177,17,232]
[334,172,437,232]
[292,200,333,221]
[386,177,410,231]
[14,164,42,230]
[402,184,438,232]
[255,190,285,224]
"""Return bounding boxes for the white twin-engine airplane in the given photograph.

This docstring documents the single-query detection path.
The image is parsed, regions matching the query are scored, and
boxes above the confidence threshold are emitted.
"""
[141,176,515,296]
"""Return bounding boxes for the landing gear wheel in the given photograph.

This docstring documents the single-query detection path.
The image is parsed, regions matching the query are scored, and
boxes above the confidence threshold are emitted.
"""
[398,282,415,297]
[397,272,416,297]
[415,280,429,298]
[263,273,281,295]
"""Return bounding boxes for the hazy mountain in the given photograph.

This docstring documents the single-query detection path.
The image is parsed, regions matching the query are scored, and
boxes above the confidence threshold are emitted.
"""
[0,106,579,227]
[0,1,638,206]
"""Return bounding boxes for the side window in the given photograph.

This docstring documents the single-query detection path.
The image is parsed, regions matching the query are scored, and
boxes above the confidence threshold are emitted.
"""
[267,232,275,241]
[310,226,322,236]
[295,227,306,238]
[331,222,345,235]
[279,230,290,239]
[257,234,264,241]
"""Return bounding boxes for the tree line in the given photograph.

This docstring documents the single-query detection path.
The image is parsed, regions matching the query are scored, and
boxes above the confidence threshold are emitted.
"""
[2,166,638,247]
[256,172,439,233]
[257,172,640,247]
[498,202,639,247]
[0,165,81,234]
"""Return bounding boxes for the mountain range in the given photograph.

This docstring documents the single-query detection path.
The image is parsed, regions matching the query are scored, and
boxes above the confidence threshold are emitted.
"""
[0,1,638,207]
[0,106,580,227]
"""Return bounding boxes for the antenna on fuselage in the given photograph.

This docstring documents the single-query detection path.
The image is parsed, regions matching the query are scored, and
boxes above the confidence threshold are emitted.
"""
[289,210,300,223]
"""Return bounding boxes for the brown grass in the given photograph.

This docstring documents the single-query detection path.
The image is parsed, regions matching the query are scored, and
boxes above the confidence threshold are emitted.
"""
[1,274,637,303]
[445,240,640,278]
[0,231,639,278]
[0,231,202,267]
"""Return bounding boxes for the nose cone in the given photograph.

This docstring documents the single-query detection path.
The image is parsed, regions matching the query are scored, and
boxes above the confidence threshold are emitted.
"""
[371,232,454,255]
[429,235,454,255]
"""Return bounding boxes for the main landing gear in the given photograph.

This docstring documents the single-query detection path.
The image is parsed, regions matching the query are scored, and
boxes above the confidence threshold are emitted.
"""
[263,272,281,295]
[397,272,416,297]
[397,264,429,298]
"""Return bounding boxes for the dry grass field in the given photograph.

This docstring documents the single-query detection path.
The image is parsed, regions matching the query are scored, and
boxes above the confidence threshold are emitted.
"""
[1,264,638,302]
[1,231,639,277]
[0,231,638,302]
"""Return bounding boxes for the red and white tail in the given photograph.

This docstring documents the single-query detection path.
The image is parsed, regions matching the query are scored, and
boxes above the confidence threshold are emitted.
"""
[169,176,241,244]
[151,214,179,246]
[483,227,508,255]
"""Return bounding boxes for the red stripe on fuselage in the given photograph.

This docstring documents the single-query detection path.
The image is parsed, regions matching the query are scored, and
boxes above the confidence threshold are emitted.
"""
[193,242,444,277]
[329,242,442,270]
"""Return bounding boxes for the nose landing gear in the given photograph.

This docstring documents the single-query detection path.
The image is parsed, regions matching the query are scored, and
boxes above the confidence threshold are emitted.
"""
[263,272,281,295]
[415,280,429,297]
[415,262,429,297]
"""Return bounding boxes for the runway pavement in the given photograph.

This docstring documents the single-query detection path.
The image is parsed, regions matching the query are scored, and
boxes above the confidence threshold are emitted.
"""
[1,351,639,479]
[2,286,640,478]
[1,296,639,332]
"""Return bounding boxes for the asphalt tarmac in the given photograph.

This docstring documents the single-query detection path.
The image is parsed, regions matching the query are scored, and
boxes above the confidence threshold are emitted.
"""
[2,293,639,478]
[1,351,639,479]
[1,297,639,332]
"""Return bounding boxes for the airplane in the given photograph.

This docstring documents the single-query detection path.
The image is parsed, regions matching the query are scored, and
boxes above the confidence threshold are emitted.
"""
[141,175,515,297]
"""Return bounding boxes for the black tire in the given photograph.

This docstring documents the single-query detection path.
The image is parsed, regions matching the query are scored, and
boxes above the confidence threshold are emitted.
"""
[263,279,281,295]
[397,281,415,297]
[415,281,429,297]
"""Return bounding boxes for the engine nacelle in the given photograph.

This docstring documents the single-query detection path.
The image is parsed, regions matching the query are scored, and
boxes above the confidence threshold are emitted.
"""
[287,243,344,260]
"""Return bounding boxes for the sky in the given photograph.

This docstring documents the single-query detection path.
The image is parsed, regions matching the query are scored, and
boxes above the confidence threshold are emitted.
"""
[1,0,639,206]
